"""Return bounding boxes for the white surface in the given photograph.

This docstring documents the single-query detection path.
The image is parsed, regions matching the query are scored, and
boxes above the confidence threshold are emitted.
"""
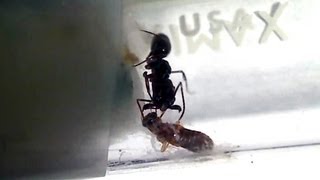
[103,145,320,179]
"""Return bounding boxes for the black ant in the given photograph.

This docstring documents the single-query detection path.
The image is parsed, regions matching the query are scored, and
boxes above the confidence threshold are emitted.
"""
[142,112,214,153]
[133,30,190,121]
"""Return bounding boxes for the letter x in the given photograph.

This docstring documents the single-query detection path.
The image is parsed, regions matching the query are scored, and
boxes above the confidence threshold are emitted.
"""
[255,2,288,43]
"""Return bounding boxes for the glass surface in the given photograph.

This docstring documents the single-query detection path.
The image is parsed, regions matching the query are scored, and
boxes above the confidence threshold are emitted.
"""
[108,0,320,172]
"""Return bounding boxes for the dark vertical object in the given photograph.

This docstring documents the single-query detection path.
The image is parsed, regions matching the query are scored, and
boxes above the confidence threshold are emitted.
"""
[0,0,122,178]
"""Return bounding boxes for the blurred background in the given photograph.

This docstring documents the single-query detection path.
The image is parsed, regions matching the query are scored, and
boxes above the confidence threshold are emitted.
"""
[0,0,125,179]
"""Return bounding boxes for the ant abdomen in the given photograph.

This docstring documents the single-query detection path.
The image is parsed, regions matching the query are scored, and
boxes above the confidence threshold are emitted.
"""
[178,128,214,153]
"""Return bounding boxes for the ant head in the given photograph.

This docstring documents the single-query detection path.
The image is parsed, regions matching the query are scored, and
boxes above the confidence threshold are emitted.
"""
[142,112,159,127]
[150,33,171,58]
[132,31,171,67]
[141,30,171,58]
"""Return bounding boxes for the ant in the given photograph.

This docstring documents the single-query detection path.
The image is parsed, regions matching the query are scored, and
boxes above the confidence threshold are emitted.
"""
[133,30,190,121]
[142,112,214,153]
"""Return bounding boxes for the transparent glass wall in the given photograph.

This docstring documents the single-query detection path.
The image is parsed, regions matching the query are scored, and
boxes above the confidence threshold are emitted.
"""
[108,0,320,172]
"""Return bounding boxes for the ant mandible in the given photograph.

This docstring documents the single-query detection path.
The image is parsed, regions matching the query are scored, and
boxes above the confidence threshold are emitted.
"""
[133,30,190,121]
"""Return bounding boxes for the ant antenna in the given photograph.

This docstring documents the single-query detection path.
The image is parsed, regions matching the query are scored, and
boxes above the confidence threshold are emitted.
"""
[132,58,148,67]
[132,29,159,67]
[132,52,154,67]
[140,30,157,36]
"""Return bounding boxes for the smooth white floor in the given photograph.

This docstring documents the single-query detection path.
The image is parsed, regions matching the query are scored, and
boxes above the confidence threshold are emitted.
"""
[101,144,320,180]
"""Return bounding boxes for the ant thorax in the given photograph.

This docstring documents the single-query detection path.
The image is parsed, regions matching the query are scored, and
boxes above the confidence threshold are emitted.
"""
[145,58,172,80]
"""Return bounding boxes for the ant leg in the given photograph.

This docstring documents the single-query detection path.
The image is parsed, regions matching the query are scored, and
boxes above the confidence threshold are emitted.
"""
[137,99,152,118]
[171,70,192,94]
[143,103,157,111]
[160,142,170,152]
[143,72,153,99]
[156,136,170,152]
[158,103,169,118]
[169,105,182,112]
[162,82,185,120]
[173,82,185,122]
[159,111,165,118]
